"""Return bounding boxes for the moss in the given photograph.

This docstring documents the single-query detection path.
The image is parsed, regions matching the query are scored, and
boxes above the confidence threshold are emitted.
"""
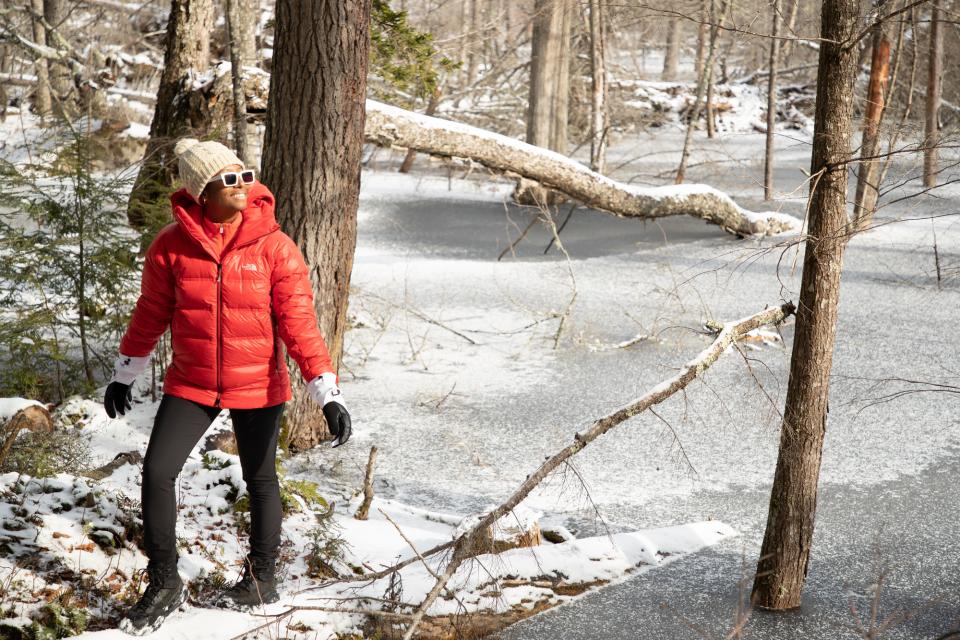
[26,597,89,639]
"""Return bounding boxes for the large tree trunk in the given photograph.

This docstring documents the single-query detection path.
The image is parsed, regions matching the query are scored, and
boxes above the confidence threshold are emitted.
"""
[29,0,52,117]
[764,0,781,200]
[225,0,257,167]
[519,0,570,204]
[261,0,370,452]
[126,0,214,231]
[752,0,860,610]
[588,0,606,173]
[662,18,681,81]
[366,100,798,236]
[923,0,942,188]
[852,0,892,229]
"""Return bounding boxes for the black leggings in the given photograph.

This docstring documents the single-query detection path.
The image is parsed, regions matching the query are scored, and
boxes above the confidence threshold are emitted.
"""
[142,394,285,566]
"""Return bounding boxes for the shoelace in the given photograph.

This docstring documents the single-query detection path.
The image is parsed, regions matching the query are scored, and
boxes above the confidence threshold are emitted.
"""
[129,566,170,614]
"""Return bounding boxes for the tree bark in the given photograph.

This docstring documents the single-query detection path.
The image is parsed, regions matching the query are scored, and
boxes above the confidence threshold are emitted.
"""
[366,100,798,236]
[778,0,801,62]
[398,86,440,173]
[261,0,370,452]
[923,0,942,189]
[676,0,724,183]
[662,18,681,81]
[852,0,892,229]
[764,0,781,200]
[552,0,570,155]
[520,0,570,204]
[29,0,51,117]
[43,0,72,116]
[126,0,215,230]
[588,0,606,173]
[226,0,257,167]
[752,0,860,610]
[694,0,708,80]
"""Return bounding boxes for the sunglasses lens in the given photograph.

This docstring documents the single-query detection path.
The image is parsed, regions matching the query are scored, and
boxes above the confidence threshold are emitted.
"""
[241,170,255,184]
[222,172,238,186]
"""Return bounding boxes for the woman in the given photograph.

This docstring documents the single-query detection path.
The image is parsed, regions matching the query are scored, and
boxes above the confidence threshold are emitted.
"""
[104,138,352,635]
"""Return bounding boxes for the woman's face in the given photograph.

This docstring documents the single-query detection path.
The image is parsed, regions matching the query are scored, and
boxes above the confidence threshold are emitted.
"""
[201,163,251,221]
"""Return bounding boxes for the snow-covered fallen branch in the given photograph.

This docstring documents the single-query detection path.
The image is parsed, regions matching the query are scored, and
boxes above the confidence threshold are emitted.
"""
[397,302,795,639]
[365,99,800,237]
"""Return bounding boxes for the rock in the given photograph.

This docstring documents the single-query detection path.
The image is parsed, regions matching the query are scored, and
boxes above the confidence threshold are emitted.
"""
[0,405,54,468]
[6,405,53,434]
[202,429,238,456]
[82,451,143,481]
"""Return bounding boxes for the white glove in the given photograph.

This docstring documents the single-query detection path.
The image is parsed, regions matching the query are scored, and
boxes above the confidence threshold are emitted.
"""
[306,372,346,408]
[111,353,150,385]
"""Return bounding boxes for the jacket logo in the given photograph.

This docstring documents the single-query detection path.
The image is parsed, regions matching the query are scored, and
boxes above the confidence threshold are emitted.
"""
[242,264,258,271]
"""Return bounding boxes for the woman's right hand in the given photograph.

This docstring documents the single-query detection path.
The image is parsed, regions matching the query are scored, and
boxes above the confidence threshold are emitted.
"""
[103,381,132,418]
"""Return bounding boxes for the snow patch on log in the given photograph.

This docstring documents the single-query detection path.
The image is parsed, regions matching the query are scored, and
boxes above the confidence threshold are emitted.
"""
[365,99,801,237]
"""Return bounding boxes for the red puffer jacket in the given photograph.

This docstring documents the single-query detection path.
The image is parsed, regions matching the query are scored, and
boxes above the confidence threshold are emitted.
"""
[119,182,334,409]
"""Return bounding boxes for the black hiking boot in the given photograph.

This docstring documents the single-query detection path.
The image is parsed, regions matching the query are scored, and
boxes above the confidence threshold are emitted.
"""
[119,561,187,635]
[219,554,280,611]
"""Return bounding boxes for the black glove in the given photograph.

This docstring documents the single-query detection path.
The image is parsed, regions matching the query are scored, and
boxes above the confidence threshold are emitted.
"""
[103,381,132,418]
[322,402,352,447]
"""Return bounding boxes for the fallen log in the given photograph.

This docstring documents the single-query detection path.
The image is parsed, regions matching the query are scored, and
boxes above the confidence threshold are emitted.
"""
[365,100,800,237]
[399,302,795,640]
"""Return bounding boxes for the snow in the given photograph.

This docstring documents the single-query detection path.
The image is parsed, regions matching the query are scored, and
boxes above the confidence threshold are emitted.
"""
[0,397,44,420]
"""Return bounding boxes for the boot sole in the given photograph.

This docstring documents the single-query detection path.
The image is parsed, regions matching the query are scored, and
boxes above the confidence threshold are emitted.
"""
[217,592,281,613]
[118,585,188,635]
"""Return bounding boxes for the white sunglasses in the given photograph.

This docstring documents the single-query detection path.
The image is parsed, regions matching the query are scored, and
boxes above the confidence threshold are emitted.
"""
[208,169,255,188]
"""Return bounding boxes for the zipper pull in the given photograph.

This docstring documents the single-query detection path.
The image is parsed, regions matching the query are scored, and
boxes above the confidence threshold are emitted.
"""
[219,223,225,235]
[217,264,222,282]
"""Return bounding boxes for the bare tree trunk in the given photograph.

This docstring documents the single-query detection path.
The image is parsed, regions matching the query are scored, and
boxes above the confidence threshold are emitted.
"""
[752,0,860,610]
[588,0,607,173]
[43,0,72,116]
[551,0,571,154]
[779,0,801,62]
[398,87,440,173]
[464,0,480,88]
[526,0,565,150]
[764,0,781,200]
[852,0,892,228]
[876,4,918,206]
[923,0,942,188]
[519,0,569,203]
[29,0,52,117]
[676,0,724,183]
[694,0,708,80]
[662,18,681,81]
[226,0,257,167]
[126,0,215,230]
[261,0,370,452]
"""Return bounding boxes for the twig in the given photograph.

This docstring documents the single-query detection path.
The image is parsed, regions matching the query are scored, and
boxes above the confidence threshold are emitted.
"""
[354,446,378,521]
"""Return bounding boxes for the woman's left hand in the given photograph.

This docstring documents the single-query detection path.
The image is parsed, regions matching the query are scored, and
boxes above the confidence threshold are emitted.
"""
[322,402,352,447]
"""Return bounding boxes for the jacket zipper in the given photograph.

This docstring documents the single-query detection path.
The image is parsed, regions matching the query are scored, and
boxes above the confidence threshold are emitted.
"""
[215,263,223,407]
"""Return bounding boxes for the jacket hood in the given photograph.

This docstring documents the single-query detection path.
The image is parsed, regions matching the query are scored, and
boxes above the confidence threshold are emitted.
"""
[171,182,279,260]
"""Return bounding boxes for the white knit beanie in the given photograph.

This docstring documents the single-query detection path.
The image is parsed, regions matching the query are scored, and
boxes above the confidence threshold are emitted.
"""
[174,138,244,202]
